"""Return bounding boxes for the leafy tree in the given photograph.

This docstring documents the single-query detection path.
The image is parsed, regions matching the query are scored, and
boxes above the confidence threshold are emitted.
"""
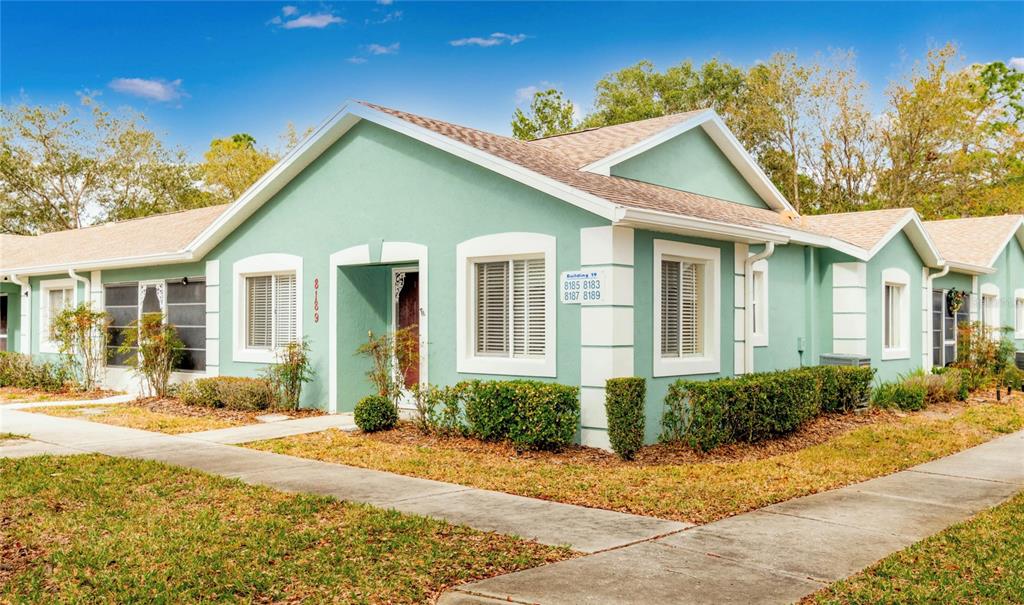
[51,303,110,391]
[199,133,278,203]
[0,97,209,234]
[511,89,577,140]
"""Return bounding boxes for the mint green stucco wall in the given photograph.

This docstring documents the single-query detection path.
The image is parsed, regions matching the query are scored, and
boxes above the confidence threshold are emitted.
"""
[980,238,1024,348]
[752,243,814,372]
[207,120,607,411]
[932,271,973,293]
[867,232,925,382]
[1,282,21,353]
[632,230,738,443]
[102,263,206,285]
[812,248,857,364]
[610,128,768,209]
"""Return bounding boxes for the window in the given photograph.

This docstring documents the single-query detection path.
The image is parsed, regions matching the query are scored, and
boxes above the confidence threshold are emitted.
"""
[1015,290,1024,339]
[104,279,206,371]
[245,273,296,350]
[654,239,720,376]
[881,268,910,360]
[456,233,555,377]
[750,260,768,347]
[232,254,303,364]
[39,278,75,353]
[474,258,545,358]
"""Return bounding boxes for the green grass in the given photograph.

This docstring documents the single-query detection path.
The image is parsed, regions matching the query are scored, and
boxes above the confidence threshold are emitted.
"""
[249,399,1024,524]
[812,491,1024,604]
[29,403,243,434]
[0,432,28,441]
[0,455,573,603]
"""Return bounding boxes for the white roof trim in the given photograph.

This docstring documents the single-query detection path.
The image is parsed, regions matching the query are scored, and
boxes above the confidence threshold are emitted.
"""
[860,211,944,268]
[767,225,871,261]
[580,110,796,214]
[946,260,996,276]
[614,207,790,245]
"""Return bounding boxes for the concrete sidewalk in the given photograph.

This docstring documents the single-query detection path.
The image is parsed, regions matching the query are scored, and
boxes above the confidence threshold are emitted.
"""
[181,413,357,444]
[440,430,1024,604]
[2,393,134,410]
[0,408,686,553]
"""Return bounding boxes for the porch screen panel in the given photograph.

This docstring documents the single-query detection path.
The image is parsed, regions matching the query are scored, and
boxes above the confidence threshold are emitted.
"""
[475,261,509,355]
[246,276,273,348]
[512,258,546,357]
[274,274,297,347]
[105,283,138,366]
[166,278,206,371]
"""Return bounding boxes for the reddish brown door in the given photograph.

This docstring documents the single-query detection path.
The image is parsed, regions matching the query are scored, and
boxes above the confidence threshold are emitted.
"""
[396,271,420,388]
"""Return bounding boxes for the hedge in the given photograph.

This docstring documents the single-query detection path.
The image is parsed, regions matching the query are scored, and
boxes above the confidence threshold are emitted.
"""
[354,395,398,432]
[0,351,70,392]
[177,376,277,411]
[462,379,579,451]
[605,377,645,460]
[661,365,876,451]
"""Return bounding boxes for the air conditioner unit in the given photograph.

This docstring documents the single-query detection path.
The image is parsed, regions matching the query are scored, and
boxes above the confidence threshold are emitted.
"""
[819,353,872,367]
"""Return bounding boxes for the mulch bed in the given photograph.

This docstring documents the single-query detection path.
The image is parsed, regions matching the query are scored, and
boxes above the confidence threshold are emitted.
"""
[128,397,326,424]
[363,390,1019,467]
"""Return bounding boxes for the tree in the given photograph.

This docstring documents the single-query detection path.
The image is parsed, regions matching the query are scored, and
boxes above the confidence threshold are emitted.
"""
[0,97,208,234]
[511,89,577,140]
[199,133,278,203]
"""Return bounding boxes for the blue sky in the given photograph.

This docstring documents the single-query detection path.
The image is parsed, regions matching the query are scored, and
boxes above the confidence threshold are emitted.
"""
[3,2,1022,159]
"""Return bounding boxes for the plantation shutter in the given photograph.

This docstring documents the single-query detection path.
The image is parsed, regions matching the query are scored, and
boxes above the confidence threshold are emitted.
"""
[274,273,297,347]
[246,275,273,348]
[680,262,702,355]
[661,260,681,357]
[512,258,546,357]
[476,261,509,355]
[884,284,902,348]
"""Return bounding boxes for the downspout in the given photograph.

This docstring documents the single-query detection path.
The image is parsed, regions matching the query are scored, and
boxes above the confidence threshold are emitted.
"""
[68,268,90,307]
[925,263,950,370]
[744,242,775,374]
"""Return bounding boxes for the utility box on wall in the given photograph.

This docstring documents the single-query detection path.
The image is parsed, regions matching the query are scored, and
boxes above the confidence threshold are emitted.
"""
[819,353,871,367]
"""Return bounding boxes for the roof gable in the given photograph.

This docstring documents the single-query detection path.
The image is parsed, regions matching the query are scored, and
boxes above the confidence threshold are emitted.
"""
[800,208,943,267]
[923,215,1024,273]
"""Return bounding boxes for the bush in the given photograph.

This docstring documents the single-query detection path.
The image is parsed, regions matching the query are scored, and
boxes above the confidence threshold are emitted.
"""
[51,303,110,391]
[1004,365,1024,392]
[662,368,823,451]
[0,352,70,391]
[262,339,314,410]
[462,380,580,451]
[809,365,875,412]
[414,383,467,437]
[605,377,645,460]
[354,395,398,432]
[117,313,184,397]
[871,379,927,411]
[904,371,955,406]
[178,376,277,411]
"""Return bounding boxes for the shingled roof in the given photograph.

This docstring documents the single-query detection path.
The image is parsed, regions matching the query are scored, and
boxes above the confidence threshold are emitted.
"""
[526,110,707,168]
[924,214,1024,269]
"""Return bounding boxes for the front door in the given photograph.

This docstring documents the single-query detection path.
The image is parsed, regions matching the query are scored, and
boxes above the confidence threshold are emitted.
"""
[0,294,8,352]
[393,269,420,392]
[932,289,970,367]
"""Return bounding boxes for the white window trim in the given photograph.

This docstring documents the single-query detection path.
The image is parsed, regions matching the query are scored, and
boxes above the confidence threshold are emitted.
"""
[750,258,768,348]
[1015,288,1024,339]
[232,253,303,364]
[38,278,77,354]
[881,267,911,360]
[653,239,721,377]
[456,232,556,377]
[980,282,1000,341]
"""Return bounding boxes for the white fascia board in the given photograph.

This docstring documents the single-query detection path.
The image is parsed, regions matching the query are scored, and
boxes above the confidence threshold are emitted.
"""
[580,110,796,214]
[861,212,944,268]
[2,251,196,277]
[768,226,871,260]
[615,207,790,245]
[946,261,996,276]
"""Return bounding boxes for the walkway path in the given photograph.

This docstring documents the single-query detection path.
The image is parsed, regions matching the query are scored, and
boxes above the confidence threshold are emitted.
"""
[0,407,685,553]
[3,405,1021,604]
[182,413,357,444]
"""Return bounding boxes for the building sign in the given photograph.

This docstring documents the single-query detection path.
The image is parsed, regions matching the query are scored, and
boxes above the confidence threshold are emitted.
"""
[560,269,607,305]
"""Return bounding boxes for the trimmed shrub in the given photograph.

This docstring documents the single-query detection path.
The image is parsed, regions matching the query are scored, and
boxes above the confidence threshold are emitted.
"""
[605,377,646,460]
[178,376,277,411]
[354,395,398,432]
[904,370,959,406]
[415,383,467,437]
[1003,365,1024,392]
[871,379,927,411]
[0,352,69,391]
[462,380,580,451]
[809,365,875,412]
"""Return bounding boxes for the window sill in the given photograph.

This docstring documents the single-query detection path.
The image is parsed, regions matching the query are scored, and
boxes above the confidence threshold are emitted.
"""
[233,347,277,364]
[881,348,910,361]
[653,356,720,377]
[457,355,555,378]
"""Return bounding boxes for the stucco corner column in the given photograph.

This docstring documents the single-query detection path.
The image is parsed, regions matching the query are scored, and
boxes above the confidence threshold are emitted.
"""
[579,226,634,451]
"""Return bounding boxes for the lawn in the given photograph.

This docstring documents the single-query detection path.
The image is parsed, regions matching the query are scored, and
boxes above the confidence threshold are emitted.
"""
[0,386,113,404]
[28,403,244,434]
[811,491,1024,604]
[0,455,573,603]
[249,397,1024,524]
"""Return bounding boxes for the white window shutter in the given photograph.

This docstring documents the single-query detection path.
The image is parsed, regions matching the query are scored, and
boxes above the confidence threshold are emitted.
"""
[246,276,273,348]
[274,273,297,347]
[476,261,509,355]
[512,258,545,357]
[680,262,703,355]
[661,260,681,357]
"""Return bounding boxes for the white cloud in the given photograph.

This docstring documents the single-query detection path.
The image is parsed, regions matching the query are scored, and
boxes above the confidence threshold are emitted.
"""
[367,10,402,24]
[347,56,368,64]
[1009,57,1024,71]
[450,32,527,48]
[377,0,393,4]
[108,77,185,102]
[269,7,344,29]
[515,85,539,104]
[366,42,400,55]
[281,5,298,16]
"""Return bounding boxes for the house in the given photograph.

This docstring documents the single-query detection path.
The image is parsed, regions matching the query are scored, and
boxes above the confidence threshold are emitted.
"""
[2,101,1021,447]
